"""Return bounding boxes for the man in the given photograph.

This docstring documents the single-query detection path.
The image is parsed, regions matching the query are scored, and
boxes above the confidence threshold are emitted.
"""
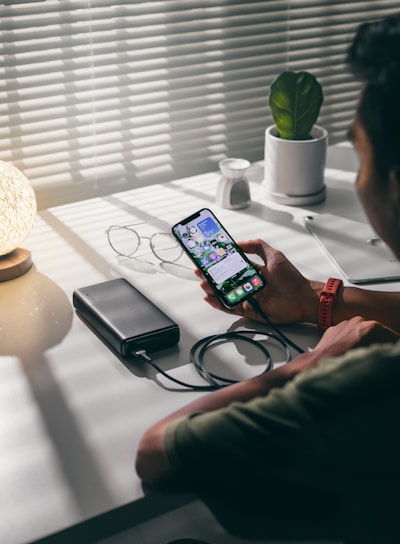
[136,14,400,543]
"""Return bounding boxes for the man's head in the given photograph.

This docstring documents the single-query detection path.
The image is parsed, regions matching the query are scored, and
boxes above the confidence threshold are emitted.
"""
[347,14,400,258]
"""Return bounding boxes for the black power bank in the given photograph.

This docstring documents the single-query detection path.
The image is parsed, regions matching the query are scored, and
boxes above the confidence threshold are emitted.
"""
[72,278,180,357]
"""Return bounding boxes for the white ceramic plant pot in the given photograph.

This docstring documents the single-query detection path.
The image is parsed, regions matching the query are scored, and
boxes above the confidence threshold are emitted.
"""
[263,124,328,206]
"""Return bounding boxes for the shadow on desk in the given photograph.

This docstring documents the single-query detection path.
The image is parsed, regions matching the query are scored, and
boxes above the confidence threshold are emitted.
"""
[0,265,73,359]
[0,266,120,517]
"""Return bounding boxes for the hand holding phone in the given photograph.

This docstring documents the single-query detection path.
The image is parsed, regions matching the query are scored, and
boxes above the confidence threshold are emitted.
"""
[172,208,264,308]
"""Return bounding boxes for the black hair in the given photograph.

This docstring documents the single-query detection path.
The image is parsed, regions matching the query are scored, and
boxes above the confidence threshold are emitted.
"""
[346,13,400,175]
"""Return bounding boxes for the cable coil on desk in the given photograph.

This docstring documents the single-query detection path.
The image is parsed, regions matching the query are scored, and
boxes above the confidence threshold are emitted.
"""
[134,329,292,391]
[133,295,305,391]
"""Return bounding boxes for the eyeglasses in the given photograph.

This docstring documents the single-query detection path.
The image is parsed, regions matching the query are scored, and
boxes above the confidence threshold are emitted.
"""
[106,220,183,263]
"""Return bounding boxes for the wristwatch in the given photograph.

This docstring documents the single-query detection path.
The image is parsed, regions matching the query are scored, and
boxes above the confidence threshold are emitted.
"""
[318,278,343,330]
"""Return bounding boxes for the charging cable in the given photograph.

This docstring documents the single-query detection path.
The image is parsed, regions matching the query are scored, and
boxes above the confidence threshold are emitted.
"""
[246,296,305,355]
[131,295,305,391]
[132,329,289,391]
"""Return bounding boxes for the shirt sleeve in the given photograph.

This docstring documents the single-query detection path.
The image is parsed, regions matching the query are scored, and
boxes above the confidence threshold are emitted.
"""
[163,342,400,541]
[164,341,400,496]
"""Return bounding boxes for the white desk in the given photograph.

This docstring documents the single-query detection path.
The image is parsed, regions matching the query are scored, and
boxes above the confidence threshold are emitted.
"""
[1,149,399,544]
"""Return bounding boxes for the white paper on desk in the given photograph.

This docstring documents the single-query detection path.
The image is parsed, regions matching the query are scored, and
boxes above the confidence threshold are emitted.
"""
[304,213,400,284]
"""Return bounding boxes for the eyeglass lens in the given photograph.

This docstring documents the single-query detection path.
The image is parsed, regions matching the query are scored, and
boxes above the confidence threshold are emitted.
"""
[107,224,182,262]
[107,226,140,258]
[150,232,182,262]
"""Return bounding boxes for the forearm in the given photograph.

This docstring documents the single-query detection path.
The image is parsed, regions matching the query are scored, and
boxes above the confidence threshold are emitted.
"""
[333,286,400,332]
[306,280,400,332]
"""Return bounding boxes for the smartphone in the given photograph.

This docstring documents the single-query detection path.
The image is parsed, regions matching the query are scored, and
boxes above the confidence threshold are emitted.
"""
[172,208,265,308]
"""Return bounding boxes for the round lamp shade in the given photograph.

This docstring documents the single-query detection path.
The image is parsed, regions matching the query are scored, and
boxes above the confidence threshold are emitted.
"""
[0,160,37,256]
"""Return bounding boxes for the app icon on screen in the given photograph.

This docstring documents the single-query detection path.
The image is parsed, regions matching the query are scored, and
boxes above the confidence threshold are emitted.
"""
[192,246,203,257]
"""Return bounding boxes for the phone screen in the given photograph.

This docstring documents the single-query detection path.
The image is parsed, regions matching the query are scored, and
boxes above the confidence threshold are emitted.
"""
[172,208,264,308]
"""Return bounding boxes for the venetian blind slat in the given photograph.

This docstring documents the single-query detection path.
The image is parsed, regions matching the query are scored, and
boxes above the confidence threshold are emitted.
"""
[1,1,399,208]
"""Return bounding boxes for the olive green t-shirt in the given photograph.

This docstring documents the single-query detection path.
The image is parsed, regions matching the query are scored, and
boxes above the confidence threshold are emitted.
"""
[164,342,400,541]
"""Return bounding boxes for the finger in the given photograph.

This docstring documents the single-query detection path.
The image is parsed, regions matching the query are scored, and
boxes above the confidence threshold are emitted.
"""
[197,277,213,294]
[238,239,271,264]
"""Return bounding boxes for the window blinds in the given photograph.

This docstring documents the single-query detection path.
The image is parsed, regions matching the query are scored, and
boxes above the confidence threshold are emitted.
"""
[1,1,399,209]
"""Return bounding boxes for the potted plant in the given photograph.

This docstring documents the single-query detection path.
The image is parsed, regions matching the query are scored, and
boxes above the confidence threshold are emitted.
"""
[263,71,328,205]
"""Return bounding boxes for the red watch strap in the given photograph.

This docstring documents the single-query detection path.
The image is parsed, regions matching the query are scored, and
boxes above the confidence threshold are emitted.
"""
[318,278,343,331]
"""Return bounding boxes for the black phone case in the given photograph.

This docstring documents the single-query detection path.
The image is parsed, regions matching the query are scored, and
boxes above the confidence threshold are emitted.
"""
[73,278,180,357]
[172,208,264,308]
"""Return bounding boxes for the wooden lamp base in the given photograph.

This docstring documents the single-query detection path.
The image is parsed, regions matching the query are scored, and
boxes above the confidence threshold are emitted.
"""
[0,248,33,282]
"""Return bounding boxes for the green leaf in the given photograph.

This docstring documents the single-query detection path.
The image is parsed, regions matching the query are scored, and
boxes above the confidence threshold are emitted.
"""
[269,71,323,140]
